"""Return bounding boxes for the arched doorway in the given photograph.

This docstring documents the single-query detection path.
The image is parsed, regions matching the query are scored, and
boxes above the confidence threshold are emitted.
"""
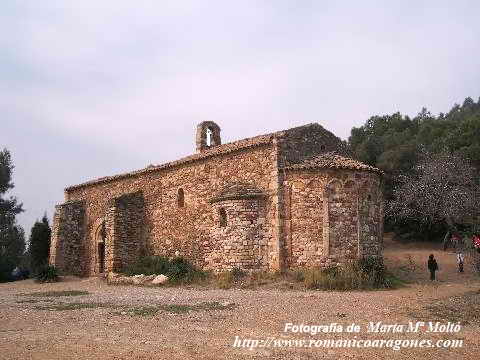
[95,221,106,273]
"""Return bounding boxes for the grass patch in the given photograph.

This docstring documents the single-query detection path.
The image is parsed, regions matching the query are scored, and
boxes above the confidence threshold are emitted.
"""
[18,290,89,297]
[301,257,397,291]
[214,267,281,289]
[386,254,422,283]
[158,304,193,314]
[197,301,235,311]
[33,302,155,314]
[214,269,304,290]
[34,302,115,311]
[124,306,159,316]
[32,300,234,315]
[385,273,408,288]
[159,301,235,314]
[213,262,402,291]
[248,271,282,286]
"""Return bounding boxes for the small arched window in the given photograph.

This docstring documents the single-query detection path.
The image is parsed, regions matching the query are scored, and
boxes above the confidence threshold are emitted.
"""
[178,188,185,207]
[219,208,227,227]
[320,144,326,151]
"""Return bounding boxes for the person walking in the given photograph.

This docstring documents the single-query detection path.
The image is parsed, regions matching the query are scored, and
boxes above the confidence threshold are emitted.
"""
[456,235,466,273]
[473,233,480,273]
[473,233,480,253]
[427,254,439,281]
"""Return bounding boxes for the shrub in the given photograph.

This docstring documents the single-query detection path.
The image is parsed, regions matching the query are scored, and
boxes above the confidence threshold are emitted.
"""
[35,265,59,283]
[168,257,205,283]
[357,256,387,288]
[215,267,263,289]
[124,256,170,276]
[230,266,246,280]
[302,257,390,291]
[123,256,206,284]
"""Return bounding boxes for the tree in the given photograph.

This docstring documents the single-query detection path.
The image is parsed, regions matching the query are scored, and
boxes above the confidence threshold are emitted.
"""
[0,148,25,282]
[29,214,52,272]
[387,151,479,232]
[349,96,480,240]
[349,112,419,200]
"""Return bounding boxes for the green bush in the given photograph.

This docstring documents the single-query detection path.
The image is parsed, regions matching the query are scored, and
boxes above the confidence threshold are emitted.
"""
[124,256,170,276]
[168,257,205,283]
[35,265,59,283]
[357,256,387,288]
[124,256,206,284]
[302,257,391,291]
[230,266,247,280]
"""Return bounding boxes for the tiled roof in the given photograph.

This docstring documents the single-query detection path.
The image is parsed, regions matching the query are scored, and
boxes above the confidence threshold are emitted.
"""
[65,124,307,191]
[210,183,265,203]
[284,152,382,173]
[65,123,379,191]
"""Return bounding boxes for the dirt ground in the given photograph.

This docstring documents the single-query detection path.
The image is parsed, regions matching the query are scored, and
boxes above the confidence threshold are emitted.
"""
[1,237,479,360]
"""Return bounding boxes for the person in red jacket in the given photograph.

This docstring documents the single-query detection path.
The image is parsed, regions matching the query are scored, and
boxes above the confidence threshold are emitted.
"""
[473,233,480,253]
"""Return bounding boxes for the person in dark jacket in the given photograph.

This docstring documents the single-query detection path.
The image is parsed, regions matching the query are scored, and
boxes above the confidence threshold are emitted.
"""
[427,254,439,281]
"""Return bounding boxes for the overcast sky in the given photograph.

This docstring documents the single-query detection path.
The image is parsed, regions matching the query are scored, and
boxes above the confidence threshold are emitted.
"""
[1,0,479,239]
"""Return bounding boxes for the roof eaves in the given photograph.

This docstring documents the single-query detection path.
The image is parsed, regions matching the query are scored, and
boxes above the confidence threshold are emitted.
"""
[65,135,273,192]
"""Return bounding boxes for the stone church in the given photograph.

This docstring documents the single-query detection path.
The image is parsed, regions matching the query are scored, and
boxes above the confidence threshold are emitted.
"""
[49,122,383,276]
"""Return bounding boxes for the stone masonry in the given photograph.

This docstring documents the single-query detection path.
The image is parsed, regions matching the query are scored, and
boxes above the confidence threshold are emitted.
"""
[50,200,86,276]
[104,191,145,273]
[49,122,384,276]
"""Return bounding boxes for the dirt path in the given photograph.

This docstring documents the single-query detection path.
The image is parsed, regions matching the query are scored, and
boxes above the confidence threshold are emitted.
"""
[1,240,479,360]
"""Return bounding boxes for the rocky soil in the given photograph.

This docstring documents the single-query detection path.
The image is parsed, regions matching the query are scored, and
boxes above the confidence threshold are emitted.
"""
[1,240,479,360]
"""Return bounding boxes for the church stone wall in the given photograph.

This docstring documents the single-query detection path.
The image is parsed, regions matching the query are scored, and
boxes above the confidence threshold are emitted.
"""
[104,191,145,273]
[50,123,384,276]
[358,182,384,258]
[64,145,278,276]
[284,169,383,269]
[279,124,346,166]
[49,200,86,276]
[209,198,269,271]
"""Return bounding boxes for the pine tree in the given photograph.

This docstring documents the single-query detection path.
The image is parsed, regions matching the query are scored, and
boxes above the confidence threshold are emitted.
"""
[0,148,25,282]
[29,214,52,272]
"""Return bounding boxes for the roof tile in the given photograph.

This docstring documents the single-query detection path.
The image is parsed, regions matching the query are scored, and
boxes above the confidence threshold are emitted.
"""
[284,152,382,173]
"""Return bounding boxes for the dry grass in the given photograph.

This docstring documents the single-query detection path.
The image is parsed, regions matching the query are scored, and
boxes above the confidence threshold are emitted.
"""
[214,269,301,290]
[215,271,235,289]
